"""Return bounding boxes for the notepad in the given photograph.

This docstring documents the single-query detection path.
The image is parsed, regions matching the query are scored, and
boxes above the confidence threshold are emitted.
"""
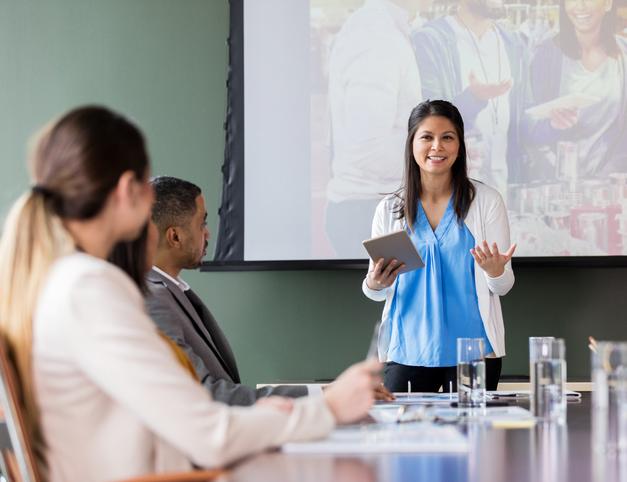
[282,422,468,454]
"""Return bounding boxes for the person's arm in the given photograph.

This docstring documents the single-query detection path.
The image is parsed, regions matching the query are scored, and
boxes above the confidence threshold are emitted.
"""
[521,41,570,146]
[146,288,308,406]
[412,28,486,130]
[477,192,515,296]
[202,376,308,406]
[68,270,336,468]
[362,200,392,301]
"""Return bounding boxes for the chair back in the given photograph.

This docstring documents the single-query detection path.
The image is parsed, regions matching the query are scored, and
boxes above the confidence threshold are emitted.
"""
[0,338,41,482]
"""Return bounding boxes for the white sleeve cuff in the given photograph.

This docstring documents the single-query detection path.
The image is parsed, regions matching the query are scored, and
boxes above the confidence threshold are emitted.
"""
[362,278,388,301]
[484,266,514,296]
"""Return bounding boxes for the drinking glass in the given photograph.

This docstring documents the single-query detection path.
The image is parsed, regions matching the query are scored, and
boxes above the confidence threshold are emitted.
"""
[591,341,627,452]
[530,337,566,422]
[457,338,486,408]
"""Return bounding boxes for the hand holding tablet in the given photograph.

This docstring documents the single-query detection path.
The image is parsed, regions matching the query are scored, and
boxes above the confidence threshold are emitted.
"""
[363,231,424,290]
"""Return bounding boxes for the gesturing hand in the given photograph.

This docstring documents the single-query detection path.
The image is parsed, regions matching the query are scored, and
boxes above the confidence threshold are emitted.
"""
[470,241,516,278]
[468,71,512,101]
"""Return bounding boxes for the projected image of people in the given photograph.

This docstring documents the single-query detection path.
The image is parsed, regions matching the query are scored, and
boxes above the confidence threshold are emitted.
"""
[412,0,526,198]
[309,0,627,259]
[321,1,423,258]
[521,0,627,255]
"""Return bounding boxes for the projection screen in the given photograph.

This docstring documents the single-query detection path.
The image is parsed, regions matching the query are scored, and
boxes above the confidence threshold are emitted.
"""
[211,0,627,267]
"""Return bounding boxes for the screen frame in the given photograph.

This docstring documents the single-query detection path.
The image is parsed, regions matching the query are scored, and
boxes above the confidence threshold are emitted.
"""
[205,0,627,271]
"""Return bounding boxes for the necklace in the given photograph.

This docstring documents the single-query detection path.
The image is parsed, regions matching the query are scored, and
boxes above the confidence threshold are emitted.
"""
[456,15,502,130]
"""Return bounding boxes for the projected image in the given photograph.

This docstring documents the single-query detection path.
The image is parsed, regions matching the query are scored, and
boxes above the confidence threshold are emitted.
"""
[310,0,627,259]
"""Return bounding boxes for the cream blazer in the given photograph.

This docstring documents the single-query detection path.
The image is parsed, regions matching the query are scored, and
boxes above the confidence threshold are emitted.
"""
[33,253,334,482]
[362,180,515,359]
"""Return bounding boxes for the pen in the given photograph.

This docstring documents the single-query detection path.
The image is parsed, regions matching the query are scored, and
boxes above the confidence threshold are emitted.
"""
[588,336,597,354]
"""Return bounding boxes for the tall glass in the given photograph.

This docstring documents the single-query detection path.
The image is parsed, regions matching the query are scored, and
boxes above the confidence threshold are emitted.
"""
[591,342,627,453]
[530,338,566,422]
[529,337,555,403]
[457,338,486,408]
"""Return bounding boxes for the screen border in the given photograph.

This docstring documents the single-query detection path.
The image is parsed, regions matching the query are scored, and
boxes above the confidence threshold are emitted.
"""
[208,0,627,271]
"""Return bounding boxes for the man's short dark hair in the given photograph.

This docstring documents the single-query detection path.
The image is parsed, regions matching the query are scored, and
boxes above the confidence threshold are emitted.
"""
[151,176,202,233]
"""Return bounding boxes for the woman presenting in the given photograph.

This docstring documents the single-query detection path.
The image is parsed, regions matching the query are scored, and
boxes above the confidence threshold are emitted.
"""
[363,100,516,393]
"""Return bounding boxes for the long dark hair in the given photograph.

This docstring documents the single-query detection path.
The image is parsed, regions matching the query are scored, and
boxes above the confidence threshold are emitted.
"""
[557,0,619,59]
[108,223,150,293]
[396,100,475,230]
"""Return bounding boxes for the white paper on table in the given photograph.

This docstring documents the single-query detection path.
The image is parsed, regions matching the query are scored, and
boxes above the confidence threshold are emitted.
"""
[525,93,600,119]
[488,389,581,399]
[389,392,458,404]
[432,406,535,427]
[282,422,468,454]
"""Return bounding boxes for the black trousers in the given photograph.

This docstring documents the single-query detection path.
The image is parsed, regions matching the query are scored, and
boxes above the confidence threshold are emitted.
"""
[384,358,503,393]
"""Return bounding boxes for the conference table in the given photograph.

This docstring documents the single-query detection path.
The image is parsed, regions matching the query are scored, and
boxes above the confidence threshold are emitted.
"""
[222,393,625,482]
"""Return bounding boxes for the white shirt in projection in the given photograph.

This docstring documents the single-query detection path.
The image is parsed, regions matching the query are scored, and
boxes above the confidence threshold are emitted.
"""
[447,16,512,196]
[327,0,422,203]
[559,55,621,177]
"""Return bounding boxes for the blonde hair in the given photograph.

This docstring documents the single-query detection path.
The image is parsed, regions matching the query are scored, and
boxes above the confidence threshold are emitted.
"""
[0,106,149,476]
[0,191,75,469]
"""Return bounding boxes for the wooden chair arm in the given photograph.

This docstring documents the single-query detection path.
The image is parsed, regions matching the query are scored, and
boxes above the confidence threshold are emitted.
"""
[116,469,225,482]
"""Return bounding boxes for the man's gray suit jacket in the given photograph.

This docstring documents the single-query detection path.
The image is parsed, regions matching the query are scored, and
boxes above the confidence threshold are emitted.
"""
[145,268,308,406]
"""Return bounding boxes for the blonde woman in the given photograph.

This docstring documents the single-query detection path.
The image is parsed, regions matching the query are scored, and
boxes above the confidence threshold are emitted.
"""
[0,106,378,482]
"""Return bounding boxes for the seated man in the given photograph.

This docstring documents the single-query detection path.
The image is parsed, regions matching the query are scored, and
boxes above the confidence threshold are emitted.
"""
[146,176,311,405]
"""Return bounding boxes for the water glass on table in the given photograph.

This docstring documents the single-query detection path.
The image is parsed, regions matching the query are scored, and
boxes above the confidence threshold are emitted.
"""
[530,337,566,422]
[591,341,627,452]
[457,338,486,408]
[529,337,555,403]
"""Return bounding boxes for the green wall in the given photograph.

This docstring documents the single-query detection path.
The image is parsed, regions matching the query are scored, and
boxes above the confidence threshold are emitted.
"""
[2,0,625,386]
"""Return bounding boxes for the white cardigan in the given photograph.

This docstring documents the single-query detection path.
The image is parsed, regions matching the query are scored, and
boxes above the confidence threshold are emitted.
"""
[33,253,334,482]
[362,181,514,359]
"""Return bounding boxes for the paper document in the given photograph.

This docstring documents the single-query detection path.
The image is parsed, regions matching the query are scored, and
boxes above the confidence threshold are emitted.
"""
[388,392,458,405]
[488,390,581,399]
[282,422,468,454]
[432,406,535,428]
[525,93,599,119]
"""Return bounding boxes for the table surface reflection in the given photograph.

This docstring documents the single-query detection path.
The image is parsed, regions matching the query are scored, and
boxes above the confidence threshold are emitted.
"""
[221,394,626,482]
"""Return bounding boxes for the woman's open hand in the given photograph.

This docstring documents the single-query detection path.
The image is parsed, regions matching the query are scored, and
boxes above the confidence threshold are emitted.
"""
[470,241,516,278]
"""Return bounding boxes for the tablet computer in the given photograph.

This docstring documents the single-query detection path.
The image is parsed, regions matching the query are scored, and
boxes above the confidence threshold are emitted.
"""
[362,230,424,274]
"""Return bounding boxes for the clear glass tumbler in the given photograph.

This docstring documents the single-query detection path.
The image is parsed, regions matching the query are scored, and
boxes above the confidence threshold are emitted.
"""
[530,337,566,422]
[457,338,486,408]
